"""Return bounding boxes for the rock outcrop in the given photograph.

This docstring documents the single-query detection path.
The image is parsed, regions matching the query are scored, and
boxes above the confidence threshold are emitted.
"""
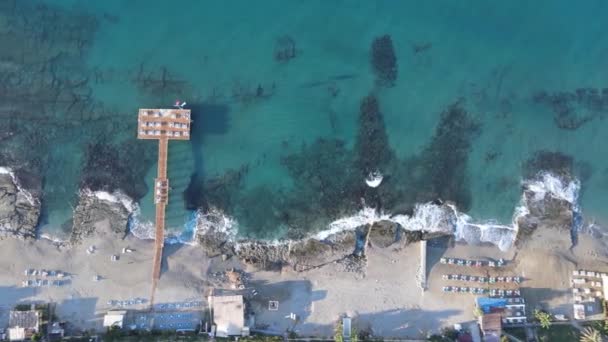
[0,171,41,239]
[70,190,132,244]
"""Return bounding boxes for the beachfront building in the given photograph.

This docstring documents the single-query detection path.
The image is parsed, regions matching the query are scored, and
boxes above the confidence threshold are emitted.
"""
[571,269,606,319]
[7,310,40,341]
[478,313,501,342]
[476,297,527,325]
[103,310,127,329]
[208,295,249,337]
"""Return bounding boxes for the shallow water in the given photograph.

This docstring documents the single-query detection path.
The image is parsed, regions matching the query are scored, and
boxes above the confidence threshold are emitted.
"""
[2,0,608,241]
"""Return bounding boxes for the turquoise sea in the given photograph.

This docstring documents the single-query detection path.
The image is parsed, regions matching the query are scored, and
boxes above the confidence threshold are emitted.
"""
[2,0,608,241]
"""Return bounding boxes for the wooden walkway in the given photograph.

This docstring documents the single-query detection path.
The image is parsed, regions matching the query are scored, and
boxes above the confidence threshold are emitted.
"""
[137,108,191,308]
[150,137,168,306]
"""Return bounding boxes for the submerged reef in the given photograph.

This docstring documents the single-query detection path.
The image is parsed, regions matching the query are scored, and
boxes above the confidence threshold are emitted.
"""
[532,87,608,130]
[132,64,192,103]
[274,35,297,63]
[354,94,399,208]
[405,101,481,211]
[194,98,481,244]
[281,138,360,229]
[523,151,573,180]
[371,35,398,87]
[354,94,394,176]
[81,139,157,201]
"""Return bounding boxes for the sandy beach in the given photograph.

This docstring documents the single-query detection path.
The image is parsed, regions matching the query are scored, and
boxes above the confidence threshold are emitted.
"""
[0,218,604,339]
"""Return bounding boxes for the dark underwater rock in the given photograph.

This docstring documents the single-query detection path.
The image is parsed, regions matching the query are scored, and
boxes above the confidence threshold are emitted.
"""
[355,94,394,176]
[0,172,41,239]
[532,87,608,131]
[274,35,297,63]
[371,35,398,87]
[411,101,481,211]
[523,151,573,180]
[80,140,156,201]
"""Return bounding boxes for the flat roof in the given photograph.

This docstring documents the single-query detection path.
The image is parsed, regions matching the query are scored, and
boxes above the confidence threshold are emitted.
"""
[210,295,244,337]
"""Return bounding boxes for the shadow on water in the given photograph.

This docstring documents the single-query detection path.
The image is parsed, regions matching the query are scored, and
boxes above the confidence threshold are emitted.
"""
[183,102,231,210]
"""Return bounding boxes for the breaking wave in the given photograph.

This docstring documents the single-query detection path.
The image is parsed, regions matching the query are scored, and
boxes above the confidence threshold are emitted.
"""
[316,171,580,251]
[124,170,580,250]
[0,166,38,207]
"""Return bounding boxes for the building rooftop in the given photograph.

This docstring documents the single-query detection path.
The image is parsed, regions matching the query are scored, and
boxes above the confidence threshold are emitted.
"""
[9,310,40,330]
[103,310,127,328]
[209,295,245,337]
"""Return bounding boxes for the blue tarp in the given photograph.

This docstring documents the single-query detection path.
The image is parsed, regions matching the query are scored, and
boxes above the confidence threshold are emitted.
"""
[476,297,507,314]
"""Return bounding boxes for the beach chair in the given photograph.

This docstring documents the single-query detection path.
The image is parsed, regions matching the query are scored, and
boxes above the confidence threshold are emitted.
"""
[457,259,464,266]
[466,260,473,267]
[489,277,496,284]
[479,277,487,283]
[488,261,496,267]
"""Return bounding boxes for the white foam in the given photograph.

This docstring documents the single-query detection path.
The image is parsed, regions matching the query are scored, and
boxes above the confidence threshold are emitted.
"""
[194,207,238,241]
[90,190,136,213]
[316,207,390,240]
[127,205,155,240]
[315,171,580,251]
[524,172,580,204]
[0,166,37,206]
[365,171,383,188]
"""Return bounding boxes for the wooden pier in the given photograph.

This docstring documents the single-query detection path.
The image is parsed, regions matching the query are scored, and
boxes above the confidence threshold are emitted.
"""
[137,108,191,306]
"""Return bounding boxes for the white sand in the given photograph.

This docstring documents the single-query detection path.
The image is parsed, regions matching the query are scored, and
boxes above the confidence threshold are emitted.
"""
[0,224,604,339]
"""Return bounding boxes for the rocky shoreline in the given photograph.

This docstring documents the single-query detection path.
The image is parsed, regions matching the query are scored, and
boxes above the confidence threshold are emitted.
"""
[0,169,41,239]
[0,164,581,271]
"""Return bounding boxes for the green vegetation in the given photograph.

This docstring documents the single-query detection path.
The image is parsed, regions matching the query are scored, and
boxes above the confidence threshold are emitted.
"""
[580,327,604,342]
[534,309,552,329]
[536,324,579,342]
[500,336,509,342]
[14,303,31,311]
[334,319,344,342]
[503,327,526,340]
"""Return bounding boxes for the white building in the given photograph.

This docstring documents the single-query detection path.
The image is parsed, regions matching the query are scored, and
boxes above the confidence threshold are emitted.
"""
[103,310,127,329]
[208,295,248,337]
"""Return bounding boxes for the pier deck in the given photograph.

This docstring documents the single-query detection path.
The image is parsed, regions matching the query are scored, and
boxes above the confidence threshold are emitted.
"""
[137,108,191,306]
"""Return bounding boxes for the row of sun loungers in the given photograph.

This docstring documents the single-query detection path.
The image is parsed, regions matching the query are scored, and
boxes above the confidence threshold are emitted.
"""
[107,298,147,307]
[153,301,204,310]
[24,269,67,278]
[442,286,521,297]
[572,270,607,278]
[489,289,521,297]
[571,278,602,287]
[442,286,488,294]
[439,258,505,267]
[22,279,66,287]
[573,288,603,296]
[442,274,522,283]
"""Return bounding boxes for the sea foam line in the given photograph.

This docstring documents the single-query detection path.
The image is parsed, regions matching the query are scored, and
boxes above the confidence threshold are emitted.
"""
[124,171,580,251]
